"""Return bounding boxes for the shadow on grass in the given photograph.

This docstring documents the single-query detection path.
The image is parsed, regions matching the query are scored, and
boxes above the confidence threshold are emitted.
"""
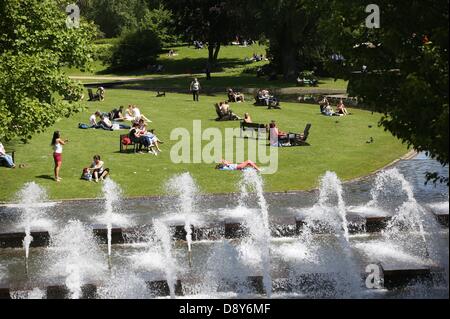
[96,57,256,77]
[36,175,55,181]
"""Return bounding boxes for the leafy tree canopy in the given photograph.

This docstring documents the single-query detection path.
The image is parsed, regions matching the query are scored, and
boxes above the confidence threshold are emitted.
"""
[0,0,95,142]
[322,0,449,182]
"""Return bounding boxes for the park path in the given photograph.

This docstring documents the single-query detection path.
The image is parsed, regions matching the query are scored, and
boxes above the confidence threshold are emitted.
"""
[70,75,347,96]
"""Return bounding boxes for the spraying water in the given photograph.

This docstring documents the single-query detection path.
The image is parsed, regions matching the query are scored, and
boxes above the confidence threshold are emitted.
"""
[48,220,107,299]
[166,173,199,253]
[238,170,272,297]
[96,179,130,257]
[368,168,445,263]
[301,172,362,297]
[153,219,178,299]
[16,183,51,265]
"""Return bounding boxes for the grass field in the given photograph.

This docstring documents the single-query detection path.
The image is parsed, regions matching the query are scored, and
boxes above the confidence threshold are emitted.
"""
[65,43,348,91]
[0,89,408,202]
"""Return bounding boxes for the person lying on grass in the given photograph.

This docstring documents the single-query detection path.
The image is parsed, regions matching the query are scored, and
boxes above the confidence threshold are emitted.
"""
[84,155,110,183]
[215,160,261,172]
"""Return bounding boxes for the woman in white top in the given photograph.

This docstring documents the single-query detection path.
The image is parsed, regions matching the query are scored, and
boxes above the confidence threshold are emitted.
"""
[88,155,110,182]
[51,131,68,182]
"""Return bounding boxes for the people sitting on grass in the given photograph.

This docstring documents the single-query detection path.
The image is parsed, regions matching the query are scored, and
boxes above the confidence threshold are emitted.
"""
[109,106,126,121]
[215,102,240,121]
[243,113,253,124]
[228,89,245,103]
[319,97,330,114]
[336,99,349,116]
[125,105,151,123]
[256,89,280,109]
[0,142,15,169]
[82,155,110,183]
[83,111,130,131]
[215,159,261,172]
[97,87,105,101]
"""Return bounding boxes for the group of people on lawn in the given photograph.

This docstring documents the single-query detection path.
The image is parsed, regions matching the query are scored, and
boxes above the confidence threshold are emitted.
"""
[319,97,349,116]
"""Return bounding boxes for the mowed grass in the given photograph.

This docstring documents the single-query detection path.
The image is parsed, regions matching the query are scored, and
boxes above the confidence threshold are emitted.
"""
[65,43,348,91]
[0,89,408,202]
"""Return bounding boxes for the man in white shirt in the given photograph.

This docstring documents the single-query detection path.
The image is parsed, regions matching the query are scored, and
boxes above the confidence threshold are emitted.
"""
[0,142,15,168]
[190,78,201,102]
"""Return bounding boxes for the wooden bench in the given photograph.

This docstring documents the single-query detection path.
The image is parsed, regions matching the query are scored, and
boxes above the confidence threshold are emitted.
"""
[119,134,140,153]
[240,122,268,138]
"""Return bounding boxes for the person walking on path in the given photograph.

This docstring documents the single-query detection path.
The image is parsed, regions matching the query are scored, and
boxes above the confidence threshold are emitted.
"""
[190,78,201,102]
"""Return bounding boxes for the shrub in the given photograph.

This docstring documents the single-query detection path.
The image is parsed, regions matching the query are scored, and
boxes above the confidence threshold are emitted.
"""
[109,28,161,71]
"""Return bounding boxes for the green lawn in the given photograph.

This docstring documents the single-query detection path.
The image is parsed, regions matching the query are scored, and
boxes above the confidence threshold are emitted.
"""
[0,89,408,202]
[66,43,348,91]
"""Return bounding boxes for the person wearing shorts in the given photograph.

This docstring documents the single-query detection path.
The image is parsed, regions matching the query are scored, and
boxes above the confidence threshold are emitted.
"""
[51,131,68,182]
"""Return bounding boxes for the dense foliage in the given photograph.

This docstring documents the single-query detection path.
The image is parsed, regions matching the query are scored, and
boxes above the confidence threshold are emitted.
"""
[0,0,95,142]
[322,0,449,182]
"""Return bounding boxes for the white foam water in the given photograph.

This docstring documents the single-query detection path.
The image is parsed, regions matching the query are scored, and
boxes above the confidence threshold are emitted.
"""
[96,179,130,257]
[15,182,53,263]
[47,220,107,299]
[166,173,200,253]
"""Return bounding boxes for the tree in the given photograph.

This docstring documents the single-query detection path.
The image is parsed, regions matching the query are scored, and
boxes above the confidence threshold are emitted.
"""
[165,0,244,65]
[0,0,95,142]
[109,27,161,70]
[249,0,328,79]
[322,0,449,183]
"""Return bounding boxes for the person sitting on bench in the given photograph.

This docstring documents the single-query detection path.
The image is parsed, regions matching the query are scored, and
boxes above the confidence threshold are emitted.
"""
[138,119,162,155]
[243,113,253,124]
[0,142,15,168]
[129,122,151,153]
[215,159,261,172]
[269,121,287,147]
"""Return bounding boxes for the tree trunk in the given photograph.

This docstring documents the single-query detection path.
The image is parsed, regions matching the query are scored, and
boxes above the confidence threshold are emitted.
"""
[208,45,215,64]
[281,48,298,80]
[213,43,221,63]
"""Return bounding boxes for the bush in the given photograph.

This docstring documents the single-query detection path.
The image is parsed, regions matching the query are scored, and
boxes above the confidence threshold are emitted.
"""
[109,28,161,71]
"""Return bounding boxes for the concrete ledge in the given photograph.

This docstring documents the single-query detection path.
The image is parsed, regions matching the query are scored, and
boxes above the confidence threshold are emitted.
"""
[381,264,433,290]
[92,227,125,245]
[224,220,248,239]
[146,280,183,297]
[0,231,50,249]
[365,217,392,233]
[46,284,97,299]
[0,287,11,299]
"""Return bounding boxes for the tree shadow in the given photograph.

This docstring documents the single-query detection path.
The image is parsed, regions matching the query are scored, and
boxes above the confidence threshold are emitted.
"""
[97,57,256,77]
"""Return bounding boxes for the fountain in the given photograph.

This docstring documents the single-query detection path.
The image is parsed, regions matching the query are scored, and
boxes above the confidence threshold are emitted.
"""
[15,182,52,271]
[297,172,362,297]
[165,173,199,254]
[152,219,179,299]
[96,179,130,259]
[238,169,272,297]
[47,220,107,299]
